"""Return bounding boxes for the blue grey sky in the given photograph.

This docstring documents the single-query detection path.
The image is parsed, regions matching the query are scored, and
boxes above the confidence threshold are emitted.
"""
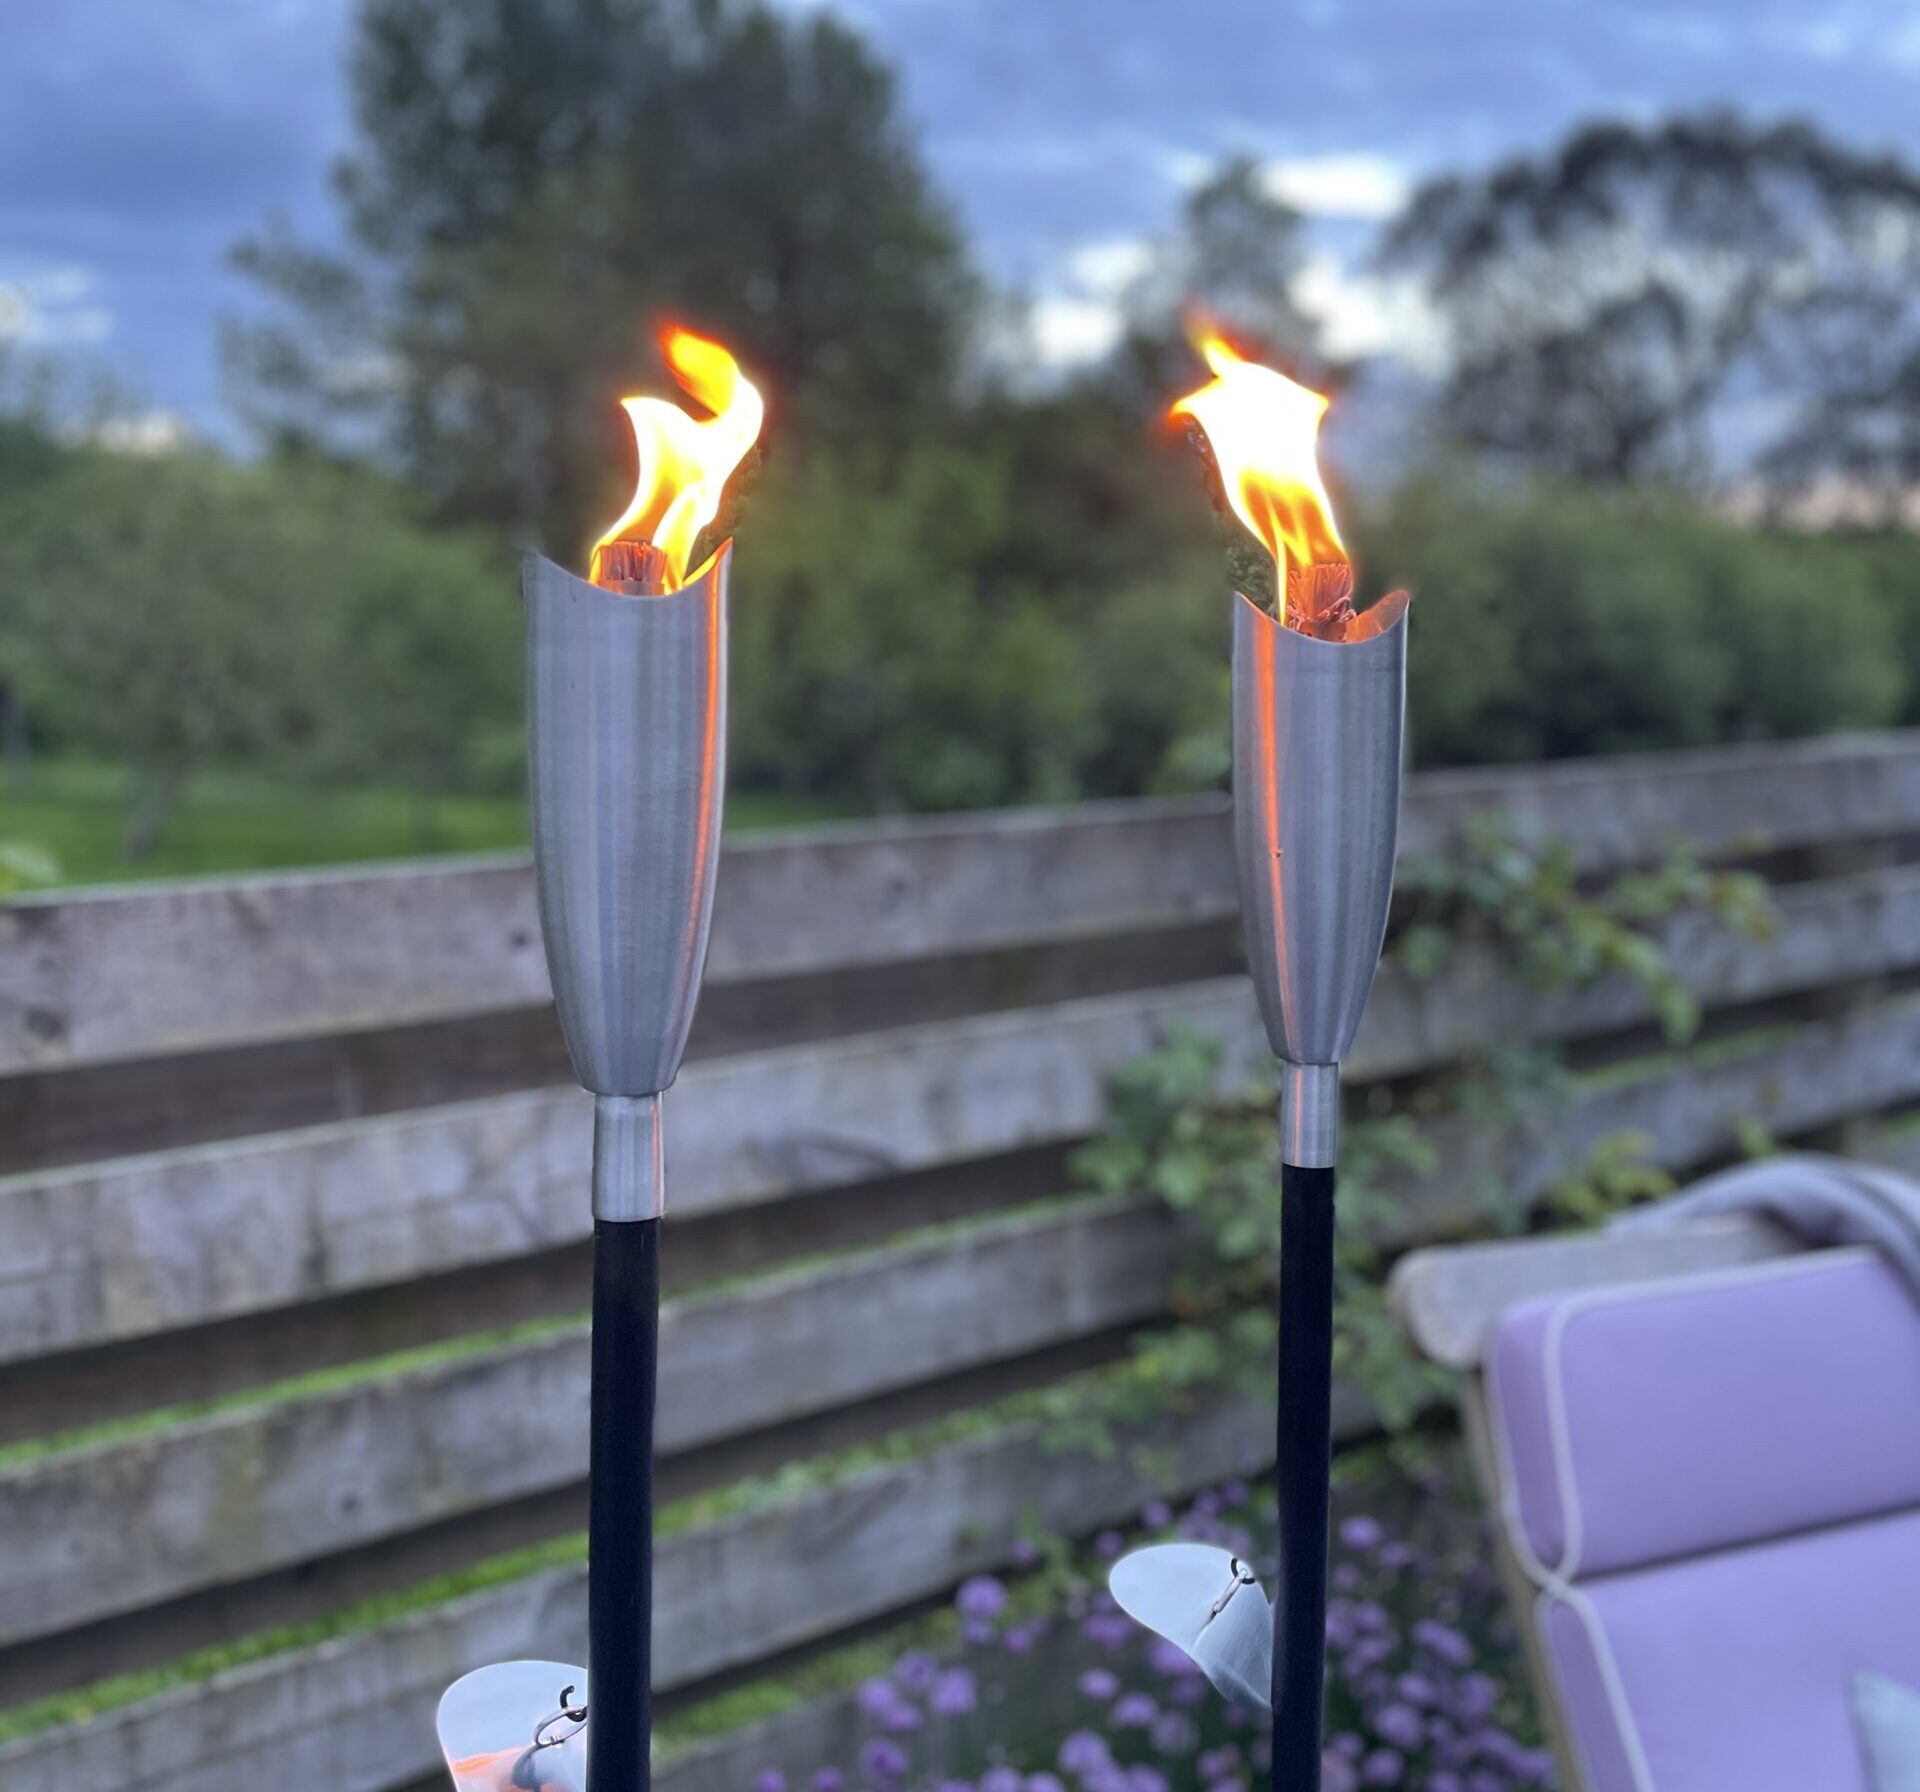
[5,0,1920,437]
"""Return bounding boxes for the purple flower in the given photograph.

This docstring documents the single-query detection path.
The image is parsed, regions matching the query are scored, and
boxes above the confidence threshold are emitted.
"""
[1453,1672,1497,1718]
[893,1649,938,1691]
[1193,1490,1223,1518]
[1081,1611,1133,1650]
[933,1781,973,1792]
[1396,1673,1437,1707]
[754,1773,787,1792]
[1413,1620,1473,1668]
[1094,1530,1126,1560]
[1011,1536,1043,1568]
[1360,1749,1404,1786]
[1354,1602,1390,1635]
[1379,1543,1415,1572]
[930,1667,977,1716]
[857,1678,901,1719]
[1001,1622,1038,1655]
[880,1702,923,1733]
[962,1618,998,1646]
[1321,1757,1359,1792]
[1126,1767,1169,1792]
[1197,1747,1242,1780]
[1330,1734,1365,1761]
[1110,1692,1158,1728]
[1079,1667,1121,1701]
[1221,1478,1250,1505]
[1058,1731,1111,1776]
[981,1769,1023,1792]
[1147,1638,1198,1680]
[1149,1712,1196,1755]
[1142,1500,1173,1528]
[812,1772,845,1792]
[1025,1776,1066,1792]
[957,1575,1008,1618]
[1332,1564,1362,1593]
[1374,1705,1423,1751]
[1425,1776,1464,1792]
[1167,1677,1206,1707]
[1339,1515,1385,1553]
[859,1739,909,1783]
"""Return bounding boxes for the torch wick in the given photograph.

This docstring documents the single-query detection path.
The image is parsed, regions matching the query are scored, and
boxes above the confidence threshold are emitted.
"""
[592,537,671,595]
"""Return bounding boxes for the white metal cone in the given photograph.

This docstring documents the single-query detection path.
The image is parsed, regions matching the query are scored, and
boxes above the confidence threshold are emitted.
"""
[1109,1544,1272,1708]
[437,1660,591,1791]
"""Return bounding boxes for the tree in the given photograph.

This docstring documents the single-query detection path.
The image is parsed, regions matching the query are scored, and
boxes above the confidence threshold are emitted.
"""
[226,0,975,554]
[1381,114,1920,493]
[1108,155,1326,410]
[0,449,516,857]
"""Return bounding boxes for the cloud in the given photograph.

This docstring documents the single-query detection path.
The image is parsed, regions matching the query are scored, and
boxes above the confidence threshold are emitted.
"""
[91,409,193,456]
[1259,154,1412,222]
[1026,294,1126,369]
[1290,252,1444,370]
[1066,236,1154,298]
[0,265,114,346]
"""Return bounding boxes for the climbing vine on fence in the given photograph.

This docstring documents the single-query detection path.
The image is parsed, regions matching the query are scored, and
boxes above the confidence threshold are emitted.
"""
[1065,813,1776,1456]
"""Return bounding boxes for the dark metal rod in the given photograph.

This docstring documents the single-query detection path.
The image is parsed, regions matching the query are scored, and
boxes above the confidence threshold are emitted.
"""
[588,1216,660,1792]
[1272,1159,1336,1792]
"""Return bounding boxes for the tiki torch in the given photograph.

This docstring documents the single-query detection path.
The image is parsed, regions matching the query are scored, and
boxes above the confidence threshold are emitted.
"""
[437,327,763,1792]
[1112,335,1408,1792]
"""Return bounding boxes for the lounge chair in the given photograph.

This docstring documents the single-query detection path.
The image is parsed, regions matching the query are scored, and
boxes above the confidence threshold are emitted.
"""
[1392,1211,1920,1789]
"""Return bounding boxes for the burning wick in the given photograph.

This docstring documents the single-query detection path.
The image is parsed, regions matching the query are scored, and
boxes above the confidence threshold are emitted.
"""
[1170,331,1409,643]
[589,326,764,594]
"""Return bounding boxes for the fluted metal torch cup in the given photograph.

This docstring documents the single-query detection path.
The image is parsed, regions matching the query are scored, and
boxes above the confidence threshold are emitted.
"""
[1234,591,1405,1790]
[528,540,728,1792]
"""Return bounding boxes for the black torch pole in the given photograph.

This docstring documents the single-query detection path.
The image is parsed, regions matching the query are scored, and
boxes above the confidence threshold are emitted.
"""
[588,1215,660,1792]
[1272,1160,1336,1792]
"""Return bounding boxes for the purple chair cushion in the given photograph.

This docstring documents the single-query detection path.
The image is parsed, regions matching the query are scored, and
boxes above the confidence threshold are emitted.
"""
[1487,1251,1920,1579]
[1539,1507,1920,1792]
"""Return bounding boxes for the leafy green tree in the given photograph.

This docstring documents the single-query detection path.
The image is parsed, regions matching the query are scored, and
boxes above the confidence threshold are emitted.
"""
[0,449,515,856]
[227,0,975,556]
[1382,113,1920,493]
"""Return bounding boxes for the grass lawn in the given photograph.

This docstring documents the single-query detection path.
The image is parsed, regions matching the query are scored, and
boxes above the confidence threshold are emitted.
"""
[2,759,847,890]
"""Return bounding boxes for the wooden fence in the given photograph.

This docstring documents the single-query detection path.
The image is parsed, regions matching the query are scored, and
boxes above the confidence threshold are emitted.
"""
[4,730,1920,1792]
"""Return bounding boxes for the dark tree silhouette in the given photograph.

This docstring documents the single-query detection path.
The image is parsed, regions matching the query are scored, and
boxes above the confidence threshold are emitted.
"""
[1382,113,1920,496]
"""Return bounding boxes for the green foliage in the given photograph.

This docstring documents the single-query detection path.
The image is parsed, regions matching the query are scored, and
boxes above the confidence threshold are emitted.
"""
[1397,810,1777,1042]
[1069,824,1777,1447]
[1359,473,1909,767]
[0,447,516,856]
[0,841,58,895]
[230,0,974,554]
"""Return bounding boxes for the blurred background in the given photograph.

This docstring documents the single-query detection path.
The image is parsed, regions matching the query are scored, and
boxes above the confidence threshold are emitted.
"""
[2,6,1919,1792]
[4,0,1920,880]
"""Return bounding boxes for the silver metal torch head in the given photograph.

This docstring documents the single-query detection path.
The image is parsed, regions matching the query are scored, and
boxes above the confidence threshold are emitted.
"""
[524,545,729,1099]
[1231,591,1406,1160]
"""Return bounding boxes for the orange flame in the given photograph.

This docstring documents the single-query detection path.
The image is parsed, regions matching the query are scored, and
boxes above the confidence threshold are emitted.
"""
[1169,331,1346,588]
[590,327,764,590]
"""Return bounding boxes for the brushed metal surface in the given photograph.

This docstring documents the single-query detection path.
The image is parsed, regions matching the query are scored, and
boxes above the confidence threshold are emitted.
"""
[1231,591,1406,1076]
[593,1093,666,1221]
[525,547,729,1098]
[1280,1063,1339,1168]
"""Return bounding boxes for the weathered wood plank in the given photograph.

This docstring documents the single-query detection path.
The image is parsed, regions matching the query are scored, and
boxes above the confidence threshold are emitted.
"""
[0,1198,1176,1648]
[0,981,1261,1365]
[14,993,1920,1647]
[0,1393,1279,1792]
[7,733,1918,1077]
[13,859,1920,1366]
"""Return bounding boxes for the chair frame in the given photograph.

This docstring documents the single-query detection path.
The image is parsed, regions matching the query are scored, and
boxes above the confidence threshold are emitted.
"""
[1389,1213,1802,1791]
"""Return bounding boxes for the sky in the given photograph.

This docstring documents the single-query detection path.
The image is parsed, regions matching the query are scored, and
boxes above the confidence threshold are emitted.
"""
[5,0,1920,443]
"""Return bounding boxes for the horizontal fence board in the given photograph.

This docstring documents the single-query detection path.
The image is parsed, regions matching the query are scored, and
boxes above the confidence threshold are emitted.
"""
[0,982,1260,1366]
[7,733,1919,1078]
[0,1198,1175,1648]
[14,993,1920,1649]
[11,859,1920,1367]
[0,1393,1277,1792]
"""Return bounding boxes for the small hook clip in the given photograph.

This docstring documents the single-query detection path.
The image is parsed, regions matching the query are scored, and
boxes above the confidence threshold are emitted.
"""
[510,1686,588,1789]
[1201,1556,1257,1629]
